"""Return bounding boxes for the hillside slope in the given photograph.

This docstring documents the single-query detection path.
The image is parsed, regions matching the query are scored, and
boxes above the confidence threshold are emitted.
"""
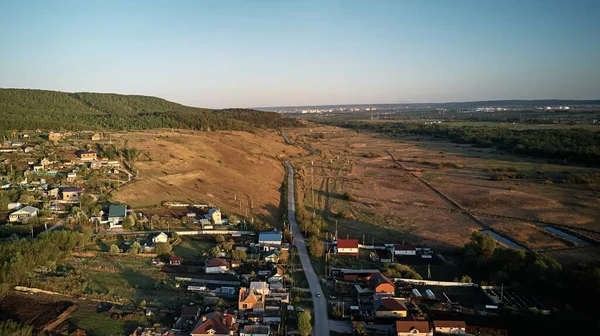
[0,88,302,131]
[114,129,307,223]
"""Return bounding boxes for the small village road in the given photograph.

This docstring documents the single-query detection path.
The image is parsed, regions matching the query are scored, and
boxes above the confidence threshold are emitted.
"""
[286,160,329,336]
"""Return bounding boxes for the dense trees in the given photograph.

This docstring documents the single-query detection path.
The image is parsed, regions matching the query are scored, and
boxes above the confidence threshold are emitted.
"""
[465,231,496,258]
[0,89,303,132]
[382,264,422,280]
[308,235,324,257]
[335,121,600,166]
[154,242,172,256]
[297,311,312,336]
[230,249,247,261]
[0,320,36,336]
[0,231,88,286]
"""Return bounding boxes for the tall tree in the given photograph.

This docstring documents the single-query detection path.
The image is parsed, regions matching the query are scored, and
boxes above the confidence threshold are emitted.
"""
[297,311,312,336]
[308,235,324,257]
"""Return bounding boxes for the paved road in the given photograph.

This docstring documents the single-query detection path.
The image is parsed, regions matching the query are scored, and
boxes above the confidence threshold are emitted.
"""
[286,160,329,336]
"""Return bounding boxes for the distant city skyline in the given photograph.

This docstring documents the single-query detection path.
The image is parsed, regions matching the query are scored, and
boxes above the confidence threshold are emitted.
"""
[1,0,599,108]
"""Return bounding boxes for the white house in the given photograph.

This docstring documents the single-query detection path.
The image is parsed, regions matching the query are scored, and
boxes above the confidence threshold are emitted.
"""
[433,321,467,335]
[9,206,39,223]
[108,204,127,229]
[205,258,230,274]
[152,232,169,243]
[204,208,223,225]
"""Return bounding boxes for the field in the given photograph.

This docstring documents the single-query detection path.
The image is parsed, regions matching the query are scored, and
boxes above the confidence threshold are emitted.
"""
[114,129,305,224]
[0,292,74,332]
[287,125,600,263]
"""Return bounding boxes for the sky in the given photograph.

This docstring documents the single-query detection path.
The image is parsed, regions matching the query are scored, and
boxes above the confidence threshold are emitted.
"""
[1,0,599,108]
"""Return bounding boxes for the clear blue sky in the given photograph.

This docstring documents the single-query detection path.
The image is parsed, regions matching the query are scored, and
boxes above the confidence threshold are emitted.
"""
[1,0,599,108]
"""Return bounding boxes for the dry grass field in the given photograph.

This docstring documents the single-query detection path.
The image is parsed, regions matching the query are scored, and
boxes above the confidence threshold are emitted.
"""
[113,129,304,223]
[287,125,600,261]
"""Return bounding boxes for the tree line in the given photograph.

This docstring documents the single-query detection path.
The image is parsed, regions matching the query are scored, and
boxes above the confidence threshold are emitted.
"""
[0,89,303,132]
[332,121,600,166]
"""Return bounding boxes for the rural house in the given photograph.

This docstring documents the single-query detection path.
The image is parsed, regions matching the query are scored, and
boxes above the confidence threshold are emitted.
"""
[76,150,97,162]
[396,321,433,336]
[238,287,265,311]
[239,325,270,336]
[373,298,408,318]
[170,256,182,265]
[204,208,223,225]
[190,312,238,336]
[61,187,83,202]
[433,320,467,335]
[205,258,230,273]
[91,133,101,141]
[263,249,280,263]
[336,239,359,256]
[368,273,396,296]
[108,204,127,228]
[9,206,39,223]
[152,232,169,243]
[258,231,282,250]
[66,172,77,182]
[48,132,61,141]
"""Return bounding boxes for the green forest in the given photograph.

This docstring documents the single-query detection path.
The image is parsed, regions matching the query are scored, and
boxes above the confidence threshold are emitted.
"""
[332,121,600,166]
[0,89,302,132]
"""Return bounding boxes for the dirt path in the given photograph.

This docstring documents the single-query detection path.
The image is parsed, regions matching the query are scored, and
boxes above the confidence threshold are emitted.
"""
[42,304,78,332]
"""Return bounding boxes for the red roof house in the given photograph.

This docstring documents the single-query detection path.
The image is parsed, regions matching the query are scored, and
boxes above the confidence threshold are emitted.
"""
[336,239,359,256]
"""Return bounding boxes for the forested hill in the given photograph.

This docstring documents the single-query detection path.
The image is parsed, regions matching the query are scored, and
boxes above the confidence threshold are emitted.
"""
[0,89,302,131]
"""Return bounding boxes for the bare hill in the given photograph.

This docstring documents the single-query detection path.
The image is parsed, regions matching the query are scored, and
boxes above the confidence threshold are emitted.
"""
[114,129,305,223]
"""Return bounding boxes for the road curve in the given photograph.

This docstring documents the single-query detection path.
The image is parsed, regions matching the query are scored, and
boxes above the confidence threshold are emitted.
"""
[285,160,329,336]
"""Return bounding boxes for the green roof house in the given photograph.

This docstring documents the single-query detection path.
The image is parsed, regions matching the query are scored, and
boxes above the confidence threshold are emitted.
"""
[108,204,127,229]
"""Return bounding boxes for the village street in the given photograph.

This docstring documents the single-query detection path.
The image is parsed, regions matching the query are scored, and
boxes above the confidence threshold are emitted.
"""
[286,160,329,336]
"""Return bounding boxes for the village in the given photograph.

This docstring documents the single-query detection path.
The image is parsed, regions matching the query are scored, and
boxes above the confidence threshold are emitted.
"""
[0,130,555,336]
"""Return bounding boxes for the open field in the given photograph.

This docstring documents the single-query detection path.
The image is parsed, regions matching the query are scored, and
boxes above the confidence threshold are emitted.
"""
[287,125,600,262]
[114,129,305,224]
[0,292,74,331]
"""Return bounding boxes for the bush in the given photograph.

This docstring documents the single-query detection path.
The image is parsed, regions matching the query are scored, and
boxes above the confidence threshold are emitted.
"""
[343,193,357,202]
[109,244,120,255]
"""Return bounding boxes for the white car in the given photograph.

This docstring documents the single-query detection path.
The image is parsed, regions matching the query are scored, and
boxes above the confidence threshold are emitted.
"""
[316,293,322,298]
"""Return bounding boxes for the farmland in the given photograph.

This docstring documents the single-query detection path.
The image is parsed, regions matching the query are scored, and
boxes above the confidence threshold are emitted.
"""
[287,125,600,262]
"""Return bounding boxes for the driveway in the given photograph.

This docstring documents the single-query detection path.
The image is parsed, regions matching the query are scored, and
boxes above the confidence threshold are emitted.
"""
[286,160,329,336]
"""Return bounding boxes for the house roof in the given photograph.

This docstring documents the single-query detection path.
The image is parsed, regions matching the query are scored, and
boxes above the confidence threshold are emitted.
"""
[434,320,467,328]
[11,206,39,215]
[368,273,395,289]
[337,239,359,249]
[190,312,238,335]
[170,256,182,262]
[264,249,280,258]
[181,305,199,317]
[258,231,282,242]
[396,321,431,333]
[108,204,126,218]
[154,232,168,239]
[206,258,230,268]
[374,298,407,312]
[62,187,82,193]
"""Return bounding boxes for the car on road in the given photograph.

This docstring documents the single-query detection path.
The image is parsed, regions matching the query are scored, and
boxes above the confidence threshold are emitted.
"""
[317,293,322,298]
